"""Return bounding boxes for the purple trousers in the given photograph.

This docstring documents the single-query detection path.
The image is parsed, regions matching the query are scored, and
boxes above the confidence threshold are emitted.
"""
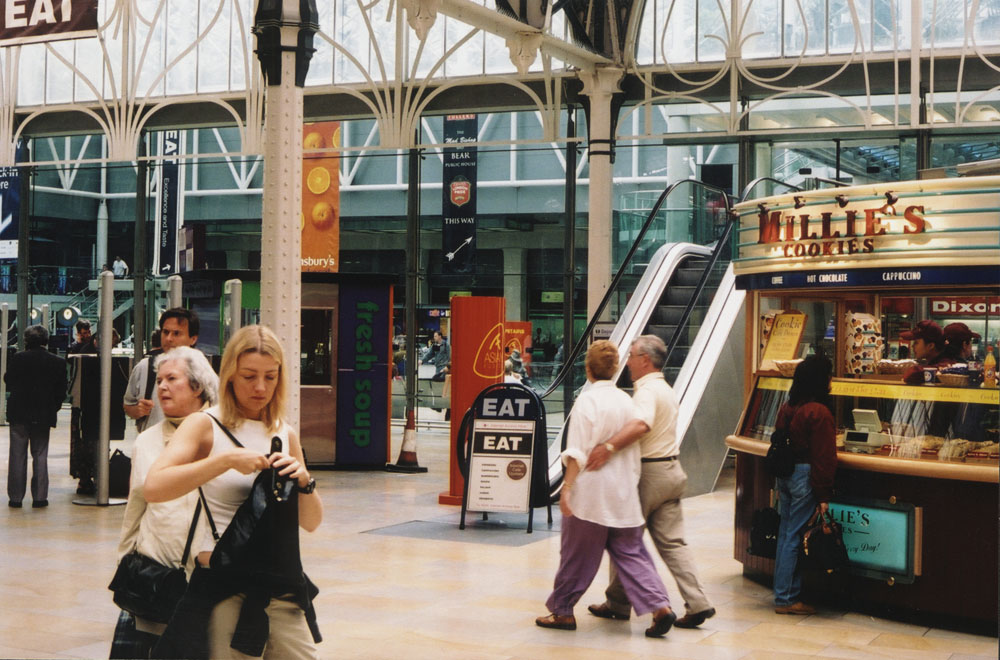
[546,514,671,616]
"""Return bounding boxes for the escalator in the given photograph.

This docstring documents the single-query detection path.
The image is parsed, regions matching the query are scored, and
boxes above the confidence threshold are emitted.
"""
[539,180,751,499]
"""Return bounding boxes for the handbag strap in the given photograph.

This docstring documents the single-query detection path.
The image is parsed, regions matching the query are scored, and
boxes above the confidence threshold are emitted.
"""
[206,412,245,448]
[198,487,220,543]
[180,499,203,565]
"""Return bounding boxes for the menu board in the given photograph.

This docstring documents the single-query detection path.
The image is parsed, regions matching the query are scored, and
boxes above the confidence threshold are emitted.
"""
[844,312,883,375]
[760,312,807,367]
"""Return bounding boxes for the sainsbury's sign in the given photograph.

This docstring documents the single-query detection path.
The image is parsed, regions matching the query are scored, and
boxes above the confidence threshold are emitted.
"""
[0,0,98,46]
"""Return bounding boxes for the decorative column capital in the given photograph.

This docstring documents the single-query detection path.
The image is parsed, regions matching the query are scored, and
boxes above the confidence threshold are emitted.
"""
[253,0,319,87]
[401,0,441,41]
[506,32,544,75]
[579,66,624,100]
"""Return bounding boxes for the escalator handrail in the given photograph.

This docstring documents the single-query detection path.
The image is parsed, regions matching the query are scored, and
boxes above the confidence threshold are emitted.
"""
[663,217,736,366]
[739,176,802,202]
[539,178,734,400]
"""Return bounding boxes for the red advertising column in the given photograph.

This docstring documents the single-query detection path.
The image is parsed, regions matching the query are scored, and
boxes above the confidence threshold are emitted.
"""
[439,296,505,505]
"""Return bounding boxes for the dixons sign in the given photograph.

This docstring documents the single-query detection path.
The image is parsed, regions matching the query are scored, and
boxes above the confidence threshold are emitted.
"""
[930,297,1000,316]
[0,0,98,46]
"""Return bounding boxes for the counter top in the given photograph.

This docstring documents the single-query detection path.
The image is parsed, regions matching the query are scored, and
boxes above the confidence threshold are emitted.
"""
[726,435,1000,484]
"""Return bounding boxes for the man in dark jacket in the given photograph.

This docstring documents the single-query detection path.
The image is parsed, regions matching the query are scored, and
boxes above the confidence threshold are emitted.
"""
[6,325,67,508]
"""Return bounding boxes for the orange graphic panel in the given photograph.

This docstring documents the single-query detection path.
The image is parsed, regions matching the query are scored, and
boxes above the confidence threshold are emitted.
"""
[440,296,505,505]
[301,122,340,272]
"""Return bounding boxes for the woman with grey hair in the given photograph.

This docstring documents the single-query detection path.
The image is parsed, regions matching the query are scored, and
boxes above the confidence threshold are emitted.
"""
[110,346,219,658]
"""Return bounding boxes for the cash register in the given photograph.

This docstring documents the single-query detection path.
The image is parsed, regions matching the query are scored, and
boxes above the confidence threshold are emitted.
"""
[844,409,889,453]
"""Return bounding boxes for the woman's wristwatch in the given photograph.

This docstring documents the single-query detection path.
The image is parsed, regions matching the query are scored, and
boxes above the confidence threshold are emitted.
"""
[296,478,317,494]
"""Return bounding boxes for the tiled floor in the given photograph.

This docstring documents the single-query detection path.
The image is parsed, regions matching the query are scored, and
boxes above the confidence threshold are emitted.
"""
[1,410,997,659]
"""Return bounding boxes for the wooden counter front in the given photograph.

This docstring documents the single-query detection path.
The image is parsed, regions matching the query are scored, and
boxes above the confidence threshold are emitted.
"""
[726,435,1000,483]
[727,436,998,632]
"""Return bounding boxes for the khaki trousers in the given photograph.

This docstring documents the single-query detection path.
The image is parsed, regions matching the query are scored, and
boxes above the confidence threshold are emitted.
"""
[605,460,712,616]
[208,594,317,660]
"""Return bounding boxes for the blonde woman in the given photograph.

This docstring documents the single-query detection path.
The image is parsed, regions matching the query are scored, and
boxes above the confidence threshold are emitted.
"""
[145,325,322,659]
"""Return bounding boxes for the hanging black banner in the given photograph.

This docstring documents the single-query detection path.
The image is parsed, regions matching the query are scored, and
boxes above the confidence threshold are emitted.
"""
[157,130,180,274]
[442,114,477,274]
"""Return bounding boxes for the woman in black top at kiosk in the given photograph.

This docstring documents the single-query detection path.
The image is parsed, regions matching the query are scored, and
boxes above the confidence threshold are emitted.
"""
[772,354,837,615]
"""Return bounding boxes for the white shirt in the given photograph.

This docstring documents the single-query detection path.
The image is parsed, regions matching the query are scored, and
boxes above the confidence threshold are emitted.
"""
[198,405,290,553]
[561,380,644,528]
[124,356,164,432]
[117,420,203,568]
[632,372,680,458]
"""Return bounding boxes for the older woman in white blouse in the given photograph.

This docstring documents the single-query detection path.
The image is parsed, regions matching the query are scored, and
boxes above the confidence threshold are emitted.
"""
[111,346,219,658]
[535,340,677,638]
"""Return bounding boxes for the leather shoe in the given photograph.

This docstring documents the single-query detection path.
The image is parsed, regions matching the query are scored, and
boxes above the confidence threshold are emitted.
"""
[775,602,816,615]
[535,613,576,630]
[587,603,630,621]
[32,500,48,508]
[674,607,716,629]
[8,501,22,508]
[645,609,677,638]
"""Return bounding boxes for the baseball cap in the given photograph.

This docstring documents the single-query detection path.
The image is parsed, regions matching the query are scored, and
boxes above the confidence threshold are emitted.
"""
[900,320,944,345]
[943,322,981,344]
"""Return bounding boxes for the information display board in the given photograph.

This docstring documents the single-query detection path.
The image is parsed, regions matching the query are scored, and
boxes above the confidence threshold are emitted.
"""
[828,498,922,583]
[468,418,534,513]
[761,312,806,362]
[459,382,551,532]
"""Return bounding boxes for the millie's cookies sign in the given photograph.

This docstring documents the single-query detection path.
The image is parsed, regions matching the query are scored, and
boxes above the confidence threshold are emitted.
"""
[733,176,1000,274]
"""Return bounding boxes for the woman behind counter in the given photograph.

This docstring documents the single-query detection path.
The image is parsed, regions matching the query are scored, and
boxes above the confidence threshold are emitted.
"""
[772,354,837,615]
[111,346,219,658]
[145,325,323,659]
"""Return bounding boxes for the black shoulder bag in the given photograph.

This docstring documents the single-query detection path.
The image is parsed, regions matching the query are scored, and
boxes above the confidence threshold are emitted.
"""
[765,418,796,478]
[109,496,203,623]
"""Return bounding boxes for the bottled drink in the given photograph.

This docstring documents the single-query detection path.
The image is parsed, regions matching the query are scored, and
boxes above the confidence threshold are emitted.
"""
[984,346,997,389]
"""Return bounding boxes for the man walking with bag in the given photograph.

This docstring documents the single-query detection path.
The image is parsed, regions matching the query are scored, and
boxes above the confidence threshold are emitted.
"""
[6,325,67,508]
[584,335,716,628]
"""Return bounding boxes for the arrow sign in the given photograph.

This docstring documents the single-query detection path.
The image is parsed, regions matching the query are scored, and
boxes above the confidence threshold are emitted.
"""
[446,236,473,261]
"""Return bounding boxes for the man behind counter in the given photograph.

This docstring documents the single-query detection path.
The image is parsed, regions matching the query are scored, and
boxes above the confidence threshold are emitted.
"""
[900,320,955,385]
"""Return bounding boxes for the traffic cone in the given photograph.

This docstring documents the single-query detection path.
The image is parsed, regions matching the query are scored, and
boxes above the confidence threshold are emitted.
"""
[386,408,428,473]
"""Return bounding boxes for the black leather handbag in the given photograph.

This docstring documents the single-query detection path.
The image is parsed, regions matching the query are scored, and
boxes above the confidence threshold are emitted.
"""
[748,506,781,558]
[800,510,850,573]
[108,499,202,623]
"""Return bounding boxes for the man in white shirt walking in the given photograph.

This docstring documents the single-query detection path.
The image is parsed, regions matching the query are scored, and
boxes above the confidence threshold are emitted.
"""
[585,334,716,629]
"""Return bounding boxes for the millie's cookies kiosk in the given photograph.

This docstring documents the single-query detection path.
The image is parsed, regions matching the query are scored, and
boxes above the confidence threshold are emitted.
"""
[726,175,999,630]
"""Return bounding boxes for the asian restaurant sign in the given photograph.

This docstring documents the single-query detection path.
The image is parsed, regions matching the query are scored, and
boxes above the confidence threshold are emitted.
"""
[733,176,1000,276]
[0,0,98,46]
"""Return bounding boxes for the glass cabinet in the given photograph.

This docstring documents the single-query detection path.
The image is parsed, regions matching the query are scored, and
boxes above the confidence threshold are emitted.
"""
[740,376,999,465]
